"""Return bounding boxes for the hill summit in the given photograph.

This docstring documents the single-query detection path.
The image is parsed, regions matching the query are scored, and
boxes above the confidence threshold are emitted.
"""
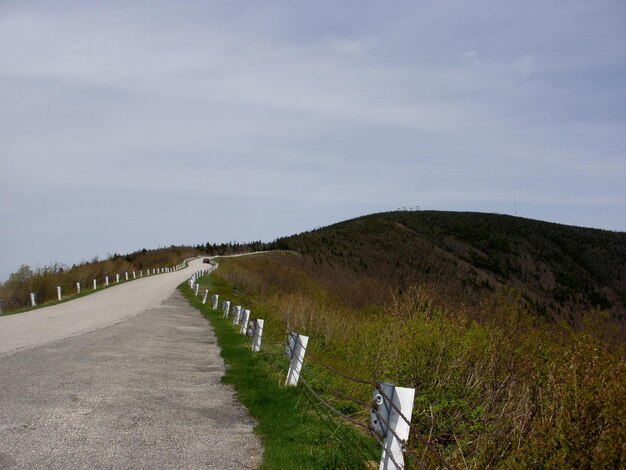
[273,211,626,331]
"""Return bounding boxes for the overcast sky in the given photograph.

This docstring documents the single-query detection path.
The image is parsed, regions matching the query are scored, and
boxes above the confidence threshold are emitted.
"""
[1,1,625,280]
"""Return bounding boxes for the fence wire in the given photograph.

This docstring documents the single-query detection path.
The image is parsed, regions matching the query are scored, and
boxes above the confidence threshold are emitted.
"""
[215,294,457,470]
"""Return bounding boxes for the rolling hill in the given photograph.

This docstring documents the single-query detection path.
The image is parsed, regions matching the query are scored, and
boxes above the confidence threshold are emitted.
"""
[272,211,626,331]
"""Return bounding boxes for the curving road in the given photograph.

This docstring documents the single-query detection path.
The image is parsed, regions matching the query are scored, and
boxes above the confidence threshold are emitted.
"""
[0,257,262,469]
[0,258,207,355]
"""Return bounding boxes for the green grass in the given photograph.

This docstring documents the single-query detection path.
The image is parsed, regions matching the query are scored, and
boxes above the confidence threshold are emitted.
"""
[179,276,380,469]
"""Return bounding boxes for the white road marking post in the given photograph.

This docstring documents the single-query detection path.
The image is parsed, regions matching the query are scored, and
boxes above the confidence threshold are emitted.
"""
[240,309,251,335]
[76,282,81,294]
[212,294,219,310]
[57,286,62,302]
[194,284,199,296]
[105,276,109,286]
[251,319,264,352]
[202,289,209,304]
[223,300,231,318]
[133,271,136,279]
[116,274,120,284]
[285,332,309,386]
[370,384,416,470]
[125,272,129,281]
[233,306,241,325]
[30,293,36,307]
[93,279,97,290]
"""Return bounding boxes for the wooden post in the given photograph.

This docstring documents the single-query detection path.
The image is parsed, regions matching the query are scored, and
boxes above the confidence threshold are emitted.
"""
[252,319,264,352]
[285,333,309,386]
[240,309,250,334]
[30,292,36,307]
[57,286,62,301]
[212,294,219,310]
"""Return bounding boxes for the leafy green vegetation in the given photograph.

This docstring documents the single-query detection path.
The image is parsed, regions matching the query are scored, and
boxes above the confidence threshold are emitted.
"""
[210,251,626,469]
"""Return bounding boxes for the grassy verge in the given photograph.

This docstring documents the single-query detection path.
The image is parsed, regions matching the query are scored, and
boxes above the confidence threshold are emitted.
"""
[179,276,380,469]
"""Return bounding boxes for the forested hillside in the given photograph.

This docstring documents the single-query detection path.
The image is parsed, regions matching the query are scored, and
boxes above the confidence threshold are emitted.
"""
[272,211,626,334]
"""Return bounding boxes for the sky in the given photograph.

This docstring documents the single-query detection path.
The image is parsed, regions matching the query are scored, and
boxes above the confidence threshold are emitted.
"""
[1,0,625,281]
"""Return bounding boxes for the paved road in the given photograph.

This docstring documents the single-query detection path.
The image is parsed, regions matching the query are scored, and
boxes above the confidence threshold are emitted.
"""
[0,259,262,469]
[0,258,207,355]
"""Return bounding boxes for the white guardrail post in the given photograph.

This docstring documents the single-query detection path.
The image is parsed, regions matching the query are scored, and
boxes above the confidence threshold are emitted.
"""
[57,286,62,301]
[232,306,240,325]
[93,279,97,290]
[251,319,264,352]
[76,282,81,294]
[370,383,416,470]
[212,294,219,310]
[202,289,209,304]
[105,276,109,286]
[285,332,309,386]
[223,300,231,318]
[240,309,250,335]
[30,292,36,307]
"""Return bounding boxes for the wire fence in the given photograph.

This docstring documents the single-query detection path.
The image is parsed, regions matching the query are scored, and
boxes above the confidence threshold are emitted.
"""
[191,269,457,470]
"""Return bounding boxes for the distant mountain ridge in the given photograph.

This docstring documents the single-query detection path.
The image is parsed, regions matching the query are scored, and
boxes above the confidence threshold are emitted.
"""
[272,211,626,331]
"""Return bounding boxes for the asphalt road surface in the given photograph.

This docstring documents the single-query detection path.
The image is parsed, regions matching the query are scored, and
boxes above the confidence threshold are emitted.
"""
[0,259,262,469]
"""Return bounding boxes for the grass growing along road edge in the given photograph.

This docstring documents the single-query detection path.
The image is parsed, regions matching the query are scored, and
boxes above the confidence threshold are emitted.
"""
[179,276,380,470]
